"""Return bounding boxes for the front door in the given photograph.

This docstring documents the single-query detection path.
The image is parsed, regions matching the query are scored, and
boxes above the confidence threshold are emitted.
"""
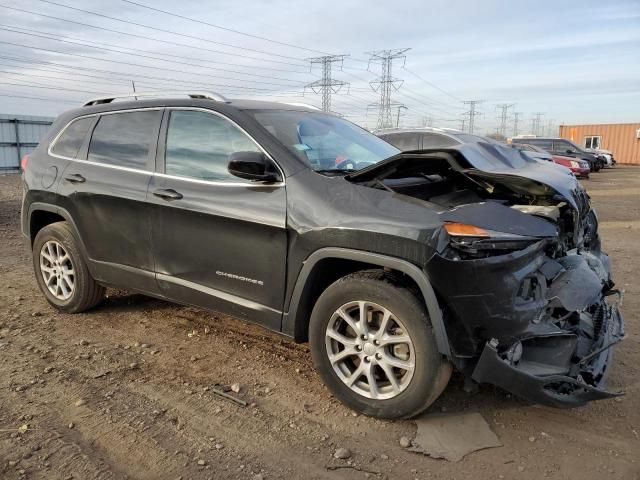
[57,108,163,293]
[149,108,287,331]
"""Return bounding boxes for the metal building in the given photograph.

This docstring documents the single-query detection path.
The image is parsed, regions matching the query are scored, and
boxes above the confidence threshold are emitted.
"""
[559,123,640,165]
[0,114,54,171]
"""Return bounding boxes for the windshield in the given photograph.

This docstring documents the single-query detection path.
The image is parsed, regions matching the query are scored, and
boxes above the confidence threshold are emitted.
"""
[249,110,399,172]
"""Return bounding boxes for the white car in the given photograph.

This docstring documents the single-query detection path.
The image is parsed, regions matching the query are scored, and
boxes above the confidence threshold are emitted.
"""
[585,148,615,167]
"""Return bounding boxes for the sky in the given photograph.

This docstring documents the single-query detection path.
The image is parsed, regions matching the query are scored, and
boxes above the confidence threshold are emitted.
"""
[0,0,638,135]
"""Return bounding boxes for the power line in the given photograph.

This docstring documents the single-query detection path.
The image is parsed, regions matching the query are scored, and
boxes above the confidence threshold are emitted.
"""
[0,55,294,93]
[0,91,79,104]
[0,26,307,86]
[0,4,307,68]
[344,66,460,113]
[0,81,105,95]
[0,23,308,75]
[119,0,332,56]
[0,67,283,97]
[0,41,305,89]
[402,66,462,102]
[367,48,410,130]
[396,90,458,119]
[35,0,309,63]
[305,55,349,112]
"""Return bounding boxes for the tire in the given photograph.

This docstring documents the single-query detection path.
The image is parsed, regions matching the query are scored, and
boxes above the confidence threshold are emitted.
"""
[32,221,105,313]
[309,270,452,419]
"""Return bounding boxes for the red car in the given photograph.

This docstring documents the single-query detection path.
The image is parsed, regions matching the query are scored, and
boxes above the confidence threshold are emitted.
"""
[552,155,590,179]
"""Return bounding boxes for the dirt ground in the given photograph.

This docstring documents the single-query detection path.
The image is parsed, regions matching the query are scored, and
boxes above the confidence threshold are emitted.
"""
[1,167,638,480]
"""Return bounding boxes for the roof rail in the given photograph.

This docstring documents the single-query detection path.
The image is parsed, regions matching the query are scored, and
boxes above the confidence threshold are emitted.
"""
[283,102,322,111]
[82,91,228,107]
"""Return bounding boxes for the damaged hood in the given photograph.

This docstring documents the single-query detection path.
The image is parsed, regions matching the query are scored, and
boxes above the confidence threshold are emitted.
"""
[348,142,586,211]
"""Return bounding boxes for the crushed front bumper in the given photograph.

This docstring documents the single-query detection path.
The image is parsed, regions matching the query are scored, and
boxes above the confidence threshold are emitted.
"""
[472,299,624,407]
[425,233,626,407]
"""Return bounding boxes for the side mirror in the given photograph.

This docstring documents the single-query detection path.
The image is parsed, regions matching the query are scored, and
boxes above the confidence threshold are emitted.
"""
[228,151,281,183]
[566,149,574,154]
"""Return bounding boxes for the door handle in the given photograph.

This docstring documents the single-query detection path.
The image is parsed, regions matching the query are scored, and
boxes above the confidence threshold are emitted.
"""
[153,188,183,200]
[64,173,86,184]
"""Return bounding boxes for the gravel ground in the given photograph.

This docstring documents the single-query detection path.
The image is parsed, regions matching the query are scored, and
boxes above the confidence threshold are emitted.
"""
[0,167,638,480]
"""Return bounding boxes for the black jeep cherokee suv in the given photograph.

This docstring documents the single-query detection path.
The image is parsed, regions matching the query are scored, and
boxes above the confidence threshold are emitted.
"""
[21,93,624,419]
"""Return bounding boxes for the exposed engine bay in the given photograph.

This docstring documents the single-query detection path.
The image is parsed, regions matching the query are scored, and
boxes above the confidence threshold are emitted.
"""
[348,144,625,407]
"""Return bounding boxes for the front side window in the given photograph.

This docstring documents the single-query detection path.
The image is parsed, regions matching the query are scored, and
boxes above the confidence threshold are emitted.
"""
[164,110,262,181]
[88,110,161,169]
[51,117,94,159]
[553,139,578,153]
[250,110,399,172]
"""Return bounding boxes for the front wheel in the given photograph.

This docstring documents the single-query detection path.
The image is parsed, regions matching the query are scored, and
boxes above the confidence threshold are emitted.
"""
[309,270,451,419]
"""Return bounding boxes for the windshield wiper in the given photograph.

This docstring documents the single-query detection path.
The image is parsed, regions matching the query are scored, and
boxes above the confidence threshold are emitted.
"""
[315,169,352,174]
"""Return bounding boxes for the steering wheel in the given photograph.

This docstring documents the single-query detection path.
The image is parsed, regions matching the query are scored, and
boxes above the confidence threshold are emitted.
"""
[334,157,353,170]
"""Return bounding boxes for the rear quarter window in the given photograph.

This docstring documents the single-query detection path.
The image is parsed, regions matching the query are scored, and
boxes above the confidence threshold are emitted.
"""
[50,117,94,159]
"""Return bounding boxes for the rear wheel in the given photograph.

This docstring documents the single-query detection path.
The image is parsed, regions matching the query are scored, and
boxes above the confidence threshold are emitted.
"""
[32,222,105,313]
[309,270,451,419]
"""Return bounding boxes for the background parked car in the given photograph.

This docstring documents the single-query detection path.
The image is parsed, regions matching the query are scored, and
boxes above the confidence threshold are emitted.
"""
[376,127,497,150]
[585,147,615,167]
[510,143,590,178]
[511,136,604,172]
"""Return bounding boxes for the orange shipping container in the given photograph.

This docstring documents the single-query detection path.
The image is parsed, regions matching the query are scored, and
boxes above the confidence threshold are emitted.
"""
[559,123,640,165]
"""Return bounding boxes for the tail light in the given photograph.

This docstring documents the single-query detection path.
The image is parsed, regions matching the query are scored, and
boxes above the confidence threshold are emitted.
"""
[20,154,29,171]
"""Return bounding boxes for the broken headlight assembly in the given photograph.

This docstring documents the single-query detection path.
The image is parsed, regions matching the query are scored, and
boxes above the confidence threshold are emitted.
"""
[443,222,540,259]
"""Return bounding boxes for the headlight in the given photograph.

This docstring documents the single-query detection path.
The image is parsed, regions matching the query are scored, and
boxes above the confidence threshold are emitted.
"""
[570,160,580,168]
[443,222,540,257]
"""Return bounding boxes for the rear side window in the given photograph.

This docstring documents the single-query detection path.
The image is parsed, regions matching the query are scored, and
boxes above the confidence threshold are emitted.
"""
[88,110,161,169]
[526,138,553,150]
[50,117,94,159]
[422,133,459,148]
[381,133,421,151]
[164,110,261,181]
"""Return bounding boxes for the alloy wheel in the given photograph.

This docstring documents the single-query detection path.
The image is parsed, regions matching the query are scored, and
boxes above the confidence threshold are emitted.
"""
[325,300,415,400]
[40,240,75,300]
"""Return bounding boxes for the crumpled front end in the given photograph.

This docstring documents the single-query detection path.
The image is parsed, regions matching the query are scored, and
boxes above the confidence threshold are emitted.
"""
[349,143,625,407]
[425,203,625,407]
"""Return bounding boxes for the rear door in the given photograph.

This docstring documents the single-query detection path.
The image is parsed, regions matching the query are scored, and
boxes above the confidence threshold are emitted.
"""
[149,108,287,331]
[57,108,162,293]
